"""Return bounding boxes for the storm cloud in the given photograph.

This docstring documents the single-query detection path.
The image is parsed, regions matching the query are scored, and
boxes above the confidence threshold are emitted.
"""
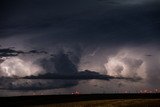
[0,77,78,90]
[0,0,160,94]
[0,0,160,45]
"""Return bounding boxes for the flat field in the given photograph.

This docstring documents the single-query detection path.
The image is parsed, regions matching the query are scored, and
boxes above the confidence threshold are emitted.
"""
[1,94,160,107]
[30,99,160,107]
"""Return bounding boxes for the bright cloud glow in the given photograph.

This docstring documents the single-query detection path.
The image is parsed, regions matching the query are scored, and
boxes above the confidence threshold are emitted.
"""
[0,57,43,77]
[104,49,146,78]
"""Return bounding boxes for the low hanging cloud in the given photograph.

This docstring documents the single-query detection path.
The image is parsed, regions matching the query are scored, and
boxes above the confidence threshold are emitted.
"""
[0,48,143,90]
[105,52,145,78]
[0,47,48,77]
[0,44,160,91]
[0,57,43,77]
[0,47,47,58]
[0,0,159,94]
[104,46,160,87]
[0,48,24,58]
[0,78,78,90]
[19,50,142,90]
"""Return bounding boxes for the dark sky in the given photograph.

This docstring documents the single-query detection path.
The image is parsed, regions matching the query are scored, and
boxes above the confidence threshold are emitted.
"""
[0,0,160,95]
[1,0,160,45]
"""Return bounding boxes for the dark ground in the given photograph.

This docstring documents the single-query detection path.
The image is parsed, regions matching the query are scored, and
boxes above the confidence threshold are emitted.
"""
[0,93,160,107]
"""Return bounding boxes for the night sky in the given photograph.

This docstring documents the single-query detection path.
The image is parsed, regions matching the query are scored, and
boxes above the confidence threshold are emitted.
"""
[0,0,160,96]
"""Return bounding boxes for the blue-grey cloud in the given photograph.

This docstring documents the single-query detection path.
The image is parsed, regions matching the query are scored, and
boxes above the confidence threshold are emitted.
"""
[1,0,160,46]
[0,47,47,58]
[0,77,78,90]
[0,0,160,93]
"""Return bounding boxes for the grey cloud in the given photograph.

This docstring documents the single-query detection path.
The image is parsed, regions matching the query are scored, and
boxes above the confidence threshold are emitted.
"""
[0,77,78,90]
[122,58,143,77]
[98,0,160,5]
[0,0,160,93]
[1,0,160,45]
[144,57,160,87]
[0,48,24,58]
[113,65,124,76]
[0,47,47,59]
[39,46,82,74]
[24,70,141,82]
